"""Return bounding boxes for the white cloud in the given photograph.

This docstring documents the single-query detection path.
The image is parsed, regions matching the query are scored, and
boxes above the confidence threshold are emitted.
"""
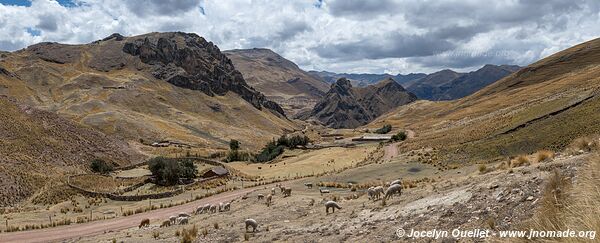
[0,0,599,74]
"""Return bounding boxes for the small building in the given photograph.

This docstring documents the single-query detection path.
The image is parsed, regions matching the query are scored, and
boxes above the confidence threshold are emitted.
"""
[202,166,229,178]
[351,134,393,142]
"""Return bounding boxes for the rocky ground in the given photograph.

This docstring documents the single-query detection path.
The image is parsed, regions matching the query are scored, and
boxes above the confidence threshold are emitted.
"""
[81,153,587,243]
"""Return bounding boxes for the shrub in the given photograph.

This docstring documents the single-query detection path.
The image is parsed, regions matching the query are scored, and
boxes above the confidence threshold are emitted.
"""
[391,131,407,141]
[374,124,392,134]
[224,150,253,162]
[229,139,240,151]
[255,141,285,162]
[511,155,530,168]
[276,134,310,148]
[181,224,198,243]
[478,164,488,174]
[90,159,114,174]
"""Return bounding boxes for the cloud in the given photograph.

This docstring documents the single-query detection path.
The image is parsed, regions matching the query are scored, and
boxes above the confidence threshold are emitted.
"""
[0,0,599,74]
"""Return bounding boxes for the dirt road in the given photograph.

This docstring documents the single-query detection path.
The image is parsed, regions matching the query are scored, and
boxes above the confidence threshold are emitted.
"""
[383,129,415,161]
[0,186,264,243]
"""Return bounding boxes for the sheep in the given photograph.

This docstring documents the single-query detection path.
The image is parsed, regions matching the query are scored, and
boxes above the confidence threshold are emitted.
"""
[319,188,330,194]
[283,188,292,197]
[384,184,402,200]
[304,182,313,189]
[373,186,384,200]
[202,204,211,212]
[209,204,218,213]
[169,215,177,225]
[195,206,204,215]
[245,218,258,232]
[367,187,375,200]
[219,202,224,212]
[257,194,265,200]
[139,218,150,228]
[325,201,342,214]
[389,179,402,186]
[271,188,276,195]
[160,220,171,228]
[223,202,231,211]
[178,212,191,218]
[266,194,272,207]
[177,216,189,225]
[280,186,286,193]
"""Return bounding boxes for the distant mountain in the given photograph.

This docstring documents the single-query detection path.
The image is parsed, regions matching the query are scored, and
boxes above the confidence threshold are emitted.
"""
[406,64,521,100]
[298,77,417,128]
[224,48,330,115]
[308,71,426,87]
[310,64,519,101]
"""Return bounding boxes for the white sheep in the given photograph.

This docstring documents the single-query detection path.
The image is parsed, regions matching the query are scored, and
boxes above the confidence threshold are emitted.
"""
[271,188,276,195]
[283,188,292,197]
[319,188,330,194]
[389,179,402,186]
[367,187,375,200]
[223,202,231,211]
[373,186,384,200]
[384,184,402,200]
[169,215,177,224]
[195,206,204,215]
[202,204,211,212]
[209,204,217,213]
[178,212,191,218]
[245,218,258,232]
[325,201,342,214]
[177,216,189,225]
[266,194,272,206]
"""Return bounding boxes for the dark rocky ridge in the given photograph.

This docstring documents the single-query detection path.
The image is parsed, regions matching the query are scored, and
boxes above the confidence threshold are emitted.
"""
[121,32,285,116]
[300,77,417,128]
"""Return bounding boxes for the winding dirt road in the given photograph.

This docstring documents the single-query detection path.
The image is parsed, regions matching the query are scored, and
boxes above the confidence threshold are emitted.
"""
[0,185,265,243]
[383,129,415,161]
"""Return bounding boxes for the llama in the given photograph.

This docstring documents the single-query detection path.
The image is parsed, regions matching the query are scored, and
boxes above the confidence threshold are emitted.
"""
[139,218,150,228]
[283,188,292,197]
[195,206,204,215]
[280,186,286,193]
[384,184,402,200]
[160,220,171,228]
[389,179,402,186]
[367,187,375,200]
[325,201,342,214]
[202,204,211,212]
[219,202,224,212]
[245,218,258,232]
[177,216,189,225]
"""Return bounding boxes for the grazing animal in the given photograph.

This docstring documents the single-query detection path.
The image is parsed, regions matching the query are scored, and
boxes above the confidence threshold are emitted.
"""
[325,201,342,214]
[219,202,224,212]
[319,188,330,194]
[271,188,276,195]
[257,194,265,200]
[203,204,211,212]
[160,220,171,228]
[139,218,150,228]
[245,219,258,232]
[223,202,231,211]
[304,183,313,189]
[209,204,217,213]
[280,186,286,193]
[373,186,384,200]
[389,179,402,186]
[384,184,402,200]
[266,194,272,206]
[195,206,204,214]
[283,188,292,197]
[169,215,177,224]
[367,187,375,200]
[177,216,189,225]
[178,212,191,218]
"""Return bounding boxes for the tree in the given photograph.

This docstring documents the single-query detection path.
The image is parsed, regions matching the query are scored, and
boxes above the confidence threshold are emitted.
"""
[179,159,197,179]
[391,131,407,141]
[148,157,196,186]
[229,139,240,151]
[375,124,392,134]
[90,159,114,174]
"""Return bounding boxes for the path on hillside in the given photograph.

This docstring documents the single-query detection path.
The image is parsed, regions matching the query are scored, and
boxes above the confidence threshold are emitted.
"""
[0,182,290,243]
[383,129,415,161]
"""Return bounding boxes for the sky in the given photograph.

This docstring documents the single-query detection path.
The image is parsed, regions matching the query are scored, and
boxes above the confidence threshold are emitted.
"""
[0,0,599,74]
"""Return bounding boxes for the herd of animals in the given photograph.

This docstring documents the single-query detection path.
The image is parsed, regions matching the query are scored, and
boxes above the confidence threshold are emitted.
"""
[137,179,404,233]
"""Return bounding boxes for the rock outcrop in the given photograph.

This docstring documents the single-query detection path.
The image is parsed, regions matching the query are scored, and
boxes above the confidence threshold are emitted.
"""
[300,77,416,128]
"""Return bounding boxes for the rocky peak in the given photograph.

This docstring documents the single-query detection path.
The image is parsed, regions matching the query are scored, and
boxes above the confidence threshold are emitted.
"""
[121,32,285,116]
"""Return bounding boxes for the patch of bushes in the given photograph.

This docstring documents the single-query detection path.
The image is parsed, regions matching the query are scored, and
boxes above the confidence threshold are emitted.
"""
[255,141,285,162]
[148,157,197,186]
[374,124,392,134]
[277,134,310,148]
[536,150,555,162]
[391,131,407,141]
[90,159,114,174]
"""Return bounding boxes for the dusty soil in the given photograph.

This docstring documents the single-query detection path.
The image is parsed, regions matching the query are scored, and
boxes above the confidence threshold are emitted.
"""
[66,154,587,243]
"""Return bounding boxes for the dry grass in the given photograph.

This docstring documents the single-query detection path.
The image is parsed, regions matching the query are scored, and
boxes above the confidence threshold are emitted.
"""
[521,155,600,242]
[181,224,198,243]
[568,136,600,154]
[478,164,488,174]
[511,155,530,168]
[536,150,555,163]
